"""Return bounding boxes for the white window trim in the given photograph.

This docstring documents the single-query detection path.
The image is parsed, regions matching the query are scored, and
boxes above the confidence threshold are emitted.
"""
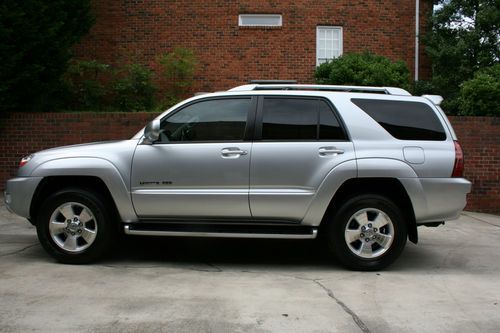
[238,14,282,27]
[316,26,343,66]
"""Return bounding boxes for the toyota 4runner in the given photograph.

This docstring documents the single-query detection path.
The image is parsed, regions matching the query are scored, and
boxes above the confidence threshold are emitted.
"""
[4,83,472,270]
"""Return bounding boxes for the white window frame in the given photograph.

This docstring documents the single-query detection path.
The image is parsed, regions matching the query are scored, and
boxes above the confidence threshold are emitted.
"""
[316,26,343,66]
[238,14,282,27]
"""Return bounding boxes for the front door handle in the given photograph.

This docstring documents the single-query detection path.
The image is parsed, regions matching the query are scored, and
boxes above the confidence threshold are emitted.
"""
[221,147,248,158]
[319,146,344,156]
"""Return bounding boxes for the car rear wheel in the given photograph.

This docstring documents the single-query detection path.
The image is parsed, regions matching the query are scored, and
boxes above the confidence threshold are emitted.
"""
[36,188,114,264]
[326,194,407,271]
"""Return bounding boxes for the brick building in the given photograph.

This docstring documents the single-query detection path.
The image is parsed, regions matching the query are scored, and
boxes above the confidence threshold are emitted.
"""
[74,0,432,92]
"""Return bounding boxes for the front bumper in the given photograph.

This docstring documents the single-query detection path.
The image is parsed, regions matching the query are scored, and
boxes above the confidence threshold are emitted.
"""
[4,177,43,219]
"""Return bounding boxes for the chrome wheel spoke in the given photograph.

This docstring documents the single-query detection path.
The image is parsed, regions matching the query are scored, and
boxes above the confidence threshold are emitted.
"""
[345,229,360,243]
[79,209,93,223]
[81,228,96,244]
[59,205,75,220]
[49,221,66,235]
[358,241,373,257]
[63,235,78,251]
[375,233,392,248]
[372,212,390,229]
[354,211,369,225]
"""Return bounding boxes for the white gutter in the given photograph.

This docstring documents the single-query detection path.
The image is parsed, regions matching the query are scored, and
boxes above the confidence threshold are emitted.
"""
[415,0,420,81]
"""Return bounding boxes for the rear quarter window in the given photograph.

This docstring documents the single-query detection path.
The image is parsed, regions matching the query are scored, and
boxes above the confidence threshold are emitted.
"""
[351,99,447,141]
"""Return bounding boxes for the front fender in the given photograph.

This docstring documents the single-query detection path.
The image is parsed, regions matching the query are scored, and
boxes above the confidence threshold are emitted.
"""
[31,157,137,222]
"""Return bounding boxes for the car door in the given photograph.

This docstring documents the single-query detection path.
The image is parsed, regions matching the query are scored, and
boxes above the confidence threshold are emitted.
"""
[131,96,256,218]
[249,96,355,221]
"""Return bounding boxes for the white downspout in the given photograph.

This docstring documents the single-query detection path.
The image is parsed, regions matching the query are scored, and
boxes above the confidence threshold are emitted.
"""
[415,0,420,81]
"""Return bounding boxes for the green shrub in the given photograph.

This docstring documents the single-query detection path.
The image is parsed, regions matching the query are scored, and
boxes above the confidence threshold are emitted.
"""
[158,47,198,107]
[113,64,156,111]
[314,52,411,90]
[458,65,500,116]
[62,60,109,110]
[412,80,435,96]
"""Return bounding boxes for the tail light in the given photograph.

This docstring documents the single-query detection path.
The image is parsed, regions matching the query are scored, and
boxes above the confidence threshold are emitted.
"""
[451,141,464,177]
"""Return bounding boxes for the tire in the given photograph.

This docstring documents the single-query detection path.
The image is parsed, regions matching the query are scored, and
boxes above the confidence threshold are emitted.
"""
[36,188,115,264]
[325,194,407,271]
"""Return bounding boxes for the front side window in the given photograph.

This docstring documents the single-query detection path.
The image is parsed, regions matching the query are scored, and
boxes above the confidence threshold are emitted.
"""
[316,26,343,66]
[261,98,346,141]
[159,99,250,142]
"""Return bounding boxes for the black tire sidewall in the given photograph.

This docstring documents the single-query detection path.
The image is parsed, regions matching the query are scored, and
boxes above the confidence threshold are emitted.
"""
[36,188,113,264]
[327,194,407,271]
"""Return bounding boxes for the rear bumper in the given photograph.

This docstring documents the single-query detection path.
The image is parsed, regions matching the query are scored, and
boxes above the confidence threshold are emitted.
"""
[399,177,472,224]
[4,177,43,219]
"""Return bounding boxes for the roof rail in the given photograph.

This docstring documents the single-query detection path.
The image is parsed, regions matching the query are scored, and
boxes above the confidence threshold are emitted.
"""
[228,84,412,96]
[249,80,298,84]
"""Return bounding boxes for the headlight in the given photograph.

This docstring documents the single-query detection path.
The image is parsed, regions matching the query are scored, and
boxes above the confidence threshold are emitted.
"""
[19,154,34,167]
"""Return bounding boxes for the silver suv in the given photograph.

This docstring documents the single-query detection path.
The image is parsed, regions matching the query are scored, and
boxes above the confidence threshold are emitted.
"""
[5,84,471,270]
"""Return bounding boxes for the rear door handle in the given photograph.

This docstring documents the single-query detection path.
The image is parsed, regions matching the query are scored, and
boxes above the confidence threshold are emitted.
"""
[221,147,248,158]
[318,146,344,156]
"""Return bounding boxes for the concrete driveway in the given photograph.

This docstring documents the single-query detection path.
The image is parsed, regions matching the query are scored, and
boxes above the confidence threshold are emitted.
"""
[1,198,499,333]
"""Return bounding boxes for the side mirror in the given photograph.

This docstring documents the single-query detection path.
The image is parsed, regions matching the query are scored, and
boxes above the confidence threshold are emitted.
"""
[143,119,160,144]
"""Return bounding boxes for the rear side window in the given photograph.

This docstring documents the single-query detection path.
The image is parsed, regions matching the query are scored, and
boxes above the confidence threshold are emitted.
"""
[262,98,346,141]
[351,99,446,141]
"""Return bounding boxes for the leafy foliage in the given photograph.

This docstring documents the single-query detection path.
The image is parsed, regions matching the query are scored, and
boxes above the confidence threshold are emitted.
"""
[159,47,198,107]
[113,64,156,112]
[62,60,109,110]
[425,0,500,114]
[458,64,500,116]
[0,1,94,111]
[314,52,411,90]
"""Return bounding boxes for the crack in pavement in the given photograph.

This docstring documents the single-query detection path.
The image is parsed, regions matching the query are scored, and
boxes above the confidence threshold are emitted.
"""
[0,243,39,257]
[230,268,371,333]
[313,279,371,333]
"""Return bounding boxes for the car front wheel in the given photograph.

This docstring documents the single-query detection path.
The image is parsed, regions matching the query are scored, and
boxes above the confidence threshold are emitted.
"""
[36,188,114,264]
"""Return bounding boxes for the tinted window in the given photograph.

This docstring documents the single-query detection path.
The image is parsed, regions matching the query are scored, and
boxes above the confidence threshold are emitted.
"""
[351,99,446,141]
[262,98,317,140]
[319,100,345,140]
[261,98,347,141]
[160,99,250,142]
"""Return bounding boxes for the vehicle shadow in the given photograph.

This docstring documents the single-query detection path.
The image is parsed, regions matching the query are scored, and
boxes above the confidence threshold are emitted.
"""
[97,235,440,272]
[107,236,335,269]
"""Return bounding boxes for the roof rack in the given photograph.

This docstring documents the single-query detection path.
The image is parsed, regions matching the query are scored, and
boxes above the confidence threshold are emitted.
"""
[249,80,298,84]
[229,84,412,96]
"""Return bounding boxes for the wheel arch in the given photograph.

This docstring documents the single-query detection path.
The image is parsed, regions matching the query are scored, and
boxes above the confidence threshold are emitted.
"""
[30,176,119,225]
[321,178,418,244]
[29,157,137,223]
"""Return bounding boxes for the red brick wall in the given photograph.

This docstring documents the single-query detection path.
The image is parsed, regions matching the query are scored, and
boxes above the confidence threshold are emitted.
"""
[73,0,432,92]
[0,112,498,214]
[450,117,500,214]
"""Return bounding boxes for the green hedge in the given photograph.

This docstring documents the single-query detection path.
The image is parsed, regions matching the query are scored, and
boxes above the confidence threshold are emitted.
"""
[315,52,410,90]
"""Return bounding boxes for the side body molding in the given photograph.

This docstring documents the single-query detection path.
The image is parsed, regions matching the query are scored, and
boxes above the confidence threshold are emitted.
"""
[31,158,138,222]
[302,160,357,226]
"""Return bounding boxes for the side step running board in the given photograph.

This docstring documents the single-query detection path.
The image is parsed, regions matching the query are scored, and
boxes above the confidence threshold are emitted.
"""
[124,224,318,239]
